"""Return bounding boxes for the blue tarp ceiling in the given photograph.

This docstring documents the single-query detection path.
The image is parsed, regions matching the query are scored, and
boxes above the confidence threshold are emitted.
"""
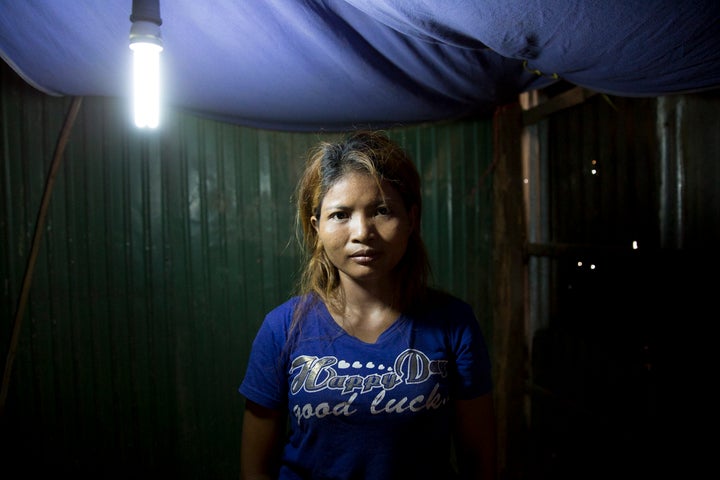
[1,0,719,132]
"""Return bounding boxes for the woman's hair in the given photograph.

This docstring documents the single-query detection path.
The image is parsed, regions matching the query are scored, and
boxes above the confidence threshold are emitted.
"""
[293,130,431,316]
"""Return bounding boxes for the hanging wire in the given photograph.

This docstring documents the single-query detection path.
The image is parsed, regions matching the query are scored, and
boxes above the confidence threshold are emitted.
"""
[0,96,84,417]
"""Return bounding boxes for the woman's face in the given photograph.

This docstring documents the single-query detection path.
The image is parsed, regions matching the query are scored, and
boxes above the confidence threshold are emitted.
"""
[311,172,416,288]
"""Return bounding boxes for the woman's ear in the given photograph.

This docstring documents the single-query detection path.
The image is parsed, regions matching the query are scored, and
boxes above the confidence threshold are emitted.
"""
[311,216,319,231]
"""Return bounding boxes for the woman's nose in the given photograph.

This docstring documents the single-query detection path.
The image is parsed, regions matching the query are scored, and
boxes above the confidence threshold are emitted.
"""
[350,214,374,241]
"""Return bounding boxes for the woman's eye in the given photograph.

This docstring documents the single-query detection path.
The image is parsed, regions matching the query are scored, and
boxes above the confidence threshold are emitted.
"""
[329,211,348,220]
[376,206,390,216]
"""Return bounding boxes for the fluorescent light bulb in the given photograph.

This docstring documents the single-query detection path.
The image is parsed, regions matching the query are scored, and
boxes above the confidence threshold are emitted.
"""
[129,15,163,129]
[130,40,162,128]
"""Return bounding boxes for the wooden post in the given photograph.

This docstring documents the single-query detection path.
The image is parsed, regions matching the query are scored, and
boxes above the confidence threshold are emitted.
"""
[491,102,529,480]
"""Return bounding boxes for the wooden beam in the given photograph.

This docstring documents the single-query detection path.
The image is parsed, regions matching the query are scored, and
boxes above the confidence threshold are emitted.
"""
[522,87,599,126]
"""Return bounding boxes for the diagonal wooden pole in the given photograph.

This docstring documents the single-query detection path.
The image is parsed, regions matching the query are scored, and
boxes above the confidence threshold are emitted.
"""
[0,96,83,417]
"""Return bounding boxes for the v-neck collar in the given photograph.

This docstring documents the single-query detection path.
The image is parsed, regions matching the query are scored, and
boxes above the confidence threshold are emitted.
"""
[317,301,407,346]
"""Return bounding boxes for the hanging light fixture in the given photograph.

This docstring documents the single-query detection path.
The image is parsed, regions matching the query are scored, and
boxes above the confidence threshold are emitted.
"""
[129,0,163,128]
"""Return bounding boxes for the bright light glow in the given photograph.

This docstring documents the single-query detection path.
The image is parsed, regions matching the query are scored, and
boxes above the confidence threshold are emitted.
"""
[130,41,162,128]
[632,240,639,249]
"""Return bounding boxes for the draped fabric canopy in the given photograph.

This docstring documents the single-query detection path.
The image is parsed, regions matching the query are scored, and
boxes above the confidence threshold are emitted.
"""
[1,0,718,131]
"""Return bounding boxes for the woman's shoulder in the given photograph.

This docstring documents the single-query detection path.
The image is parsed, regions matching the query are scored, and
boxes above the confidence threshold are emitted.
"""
[408,288,480,332]
[265,295,302,317]
[264,293,323,325]
[415,288,473,315]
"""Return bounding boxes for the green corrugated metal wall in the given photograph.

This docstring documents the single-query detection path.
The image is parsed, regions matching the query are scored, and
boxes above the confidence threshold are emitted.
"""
[0,63,495,478]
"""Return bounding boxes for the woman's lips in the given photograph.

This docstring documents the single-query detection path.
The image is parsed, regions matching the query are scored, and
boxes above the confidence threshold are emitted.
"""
[349,250,379,264]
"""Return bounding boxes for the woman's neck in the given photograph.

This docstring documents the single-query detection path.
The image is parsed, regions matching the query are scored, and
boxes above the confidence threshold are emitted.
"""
[328,279,401,343]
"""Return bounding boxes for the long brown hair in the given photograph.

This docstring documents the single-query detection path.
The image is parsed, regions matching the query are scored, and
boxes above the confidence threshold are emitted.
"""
[292,130,430,325]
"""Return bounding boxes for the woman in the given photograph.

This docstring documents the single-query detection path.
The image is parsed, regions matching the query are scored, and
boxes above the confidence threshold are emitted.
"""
[239,130,496,480]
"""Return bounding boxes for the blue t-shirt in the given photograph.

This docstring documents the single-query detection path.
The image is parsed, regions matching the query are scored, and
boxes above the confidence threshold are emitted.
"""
[239,292,492,480]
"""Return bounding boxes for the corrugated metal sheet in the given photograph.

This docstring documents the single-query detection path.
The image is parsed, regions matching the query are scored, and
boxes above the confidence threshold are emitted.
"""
[524,88,720,478]
[0,62,495,478]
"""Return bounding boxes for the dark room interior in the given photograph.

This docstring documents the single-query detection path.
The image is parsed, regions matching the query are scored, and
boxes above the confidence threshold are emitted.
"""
[1,2,718,479]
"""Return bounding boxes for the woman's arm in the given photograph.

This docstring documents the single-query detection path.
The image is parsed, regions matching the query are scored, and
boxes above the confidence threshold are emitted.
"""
[240,399,285,480]
[453,393,497,480]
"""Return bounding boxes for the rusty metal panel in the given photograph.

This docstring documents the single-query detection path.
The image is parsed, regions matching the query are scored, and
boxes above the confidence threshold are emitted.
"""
[1,61,495,477]
[546,95,661,248]
[525,87,720,478]
[543,89,720,252]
